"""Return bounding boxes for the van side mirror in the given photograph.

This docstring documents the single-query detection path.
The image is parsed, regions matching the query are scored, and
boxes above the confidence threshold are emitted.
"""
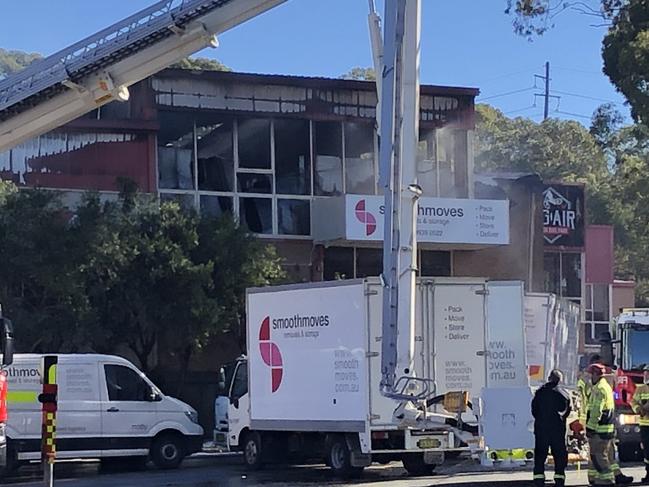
[0,318,14,366]
[148,387,162,402]
[217,367,226,394]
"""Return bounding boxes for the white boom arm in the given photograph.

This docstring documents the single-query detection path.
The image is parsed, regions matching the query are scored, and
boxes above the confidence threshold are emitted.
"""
[0,0,286,153]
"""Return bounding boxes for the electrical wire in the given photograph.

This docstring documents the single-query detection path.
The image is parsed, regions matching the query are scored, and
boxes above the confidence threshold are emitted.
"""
[477,86,536,102]
[551,89,623,105]
[555,109,593,120]
[504,105,537,115]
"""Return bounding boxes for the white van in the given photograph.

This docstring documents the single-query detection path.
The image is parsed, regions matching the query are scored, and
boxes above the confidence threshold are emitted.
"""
[5,354,203,472]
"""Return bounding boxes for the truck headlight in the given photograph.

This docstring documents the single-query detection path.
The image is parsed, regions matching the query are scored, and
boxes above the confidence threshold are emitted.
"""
[618,414,639,426]
[185,410,199,425]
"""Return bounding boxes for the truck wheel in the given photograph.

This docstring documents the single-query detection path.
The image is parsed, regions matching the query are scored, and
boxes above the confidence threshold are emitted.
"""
[618,443,639,462]
[151,434,185,469]
[402,454,436,476]
[243,431,264,470]
[327,436,364,478]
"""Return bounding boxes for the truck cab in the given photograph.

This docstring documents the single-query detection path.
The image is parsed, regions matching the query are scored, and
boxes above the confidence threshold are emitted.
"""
[602,309,649,459]
[214,357,248,451]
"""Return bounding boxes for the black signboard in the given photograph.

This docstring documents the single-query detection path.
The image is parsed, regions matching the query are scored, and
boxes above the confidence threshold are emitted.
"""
[542,184,585,249]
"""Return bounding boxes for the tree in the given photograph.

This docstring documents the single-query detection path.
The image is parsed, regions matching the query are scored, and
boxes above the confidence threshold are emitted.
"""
[341,67,376,81]
[505,1,649,124]
[0,48,42,79]
[602,0,649,123]
[0,187,95,352]
[171,56,231,72]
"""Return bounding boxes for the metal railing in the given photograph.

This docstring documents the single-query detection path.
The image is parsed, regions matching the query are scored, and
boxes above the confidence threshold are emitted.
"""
[0,0,232,114]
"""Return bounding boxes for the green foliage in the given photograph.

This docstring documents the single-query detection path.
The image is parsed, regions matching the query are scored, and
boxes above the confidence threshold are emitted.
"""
[0,48,42,79]
[602,0,649,124]
[170,56,231,72]
[341,67,377,81]
[476,102,649,304]
[0,184,284,372]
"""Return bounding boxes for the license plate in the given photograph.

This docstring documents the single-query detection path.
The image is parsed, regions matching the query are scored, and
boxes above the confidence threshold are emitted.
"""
[417,438,441,449]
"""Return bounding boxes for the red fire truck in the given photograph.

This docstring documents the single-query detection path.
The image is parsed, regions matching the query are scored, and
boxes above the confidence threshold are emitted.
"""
[0,310,14,471]
[601,308,649,460]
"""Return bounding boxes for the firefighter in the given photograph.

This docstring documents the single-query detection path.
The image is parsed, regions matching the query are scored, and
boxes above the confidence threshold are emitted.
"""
[631,364,649,483]
[586,363,633,485]
[532,369,571,487]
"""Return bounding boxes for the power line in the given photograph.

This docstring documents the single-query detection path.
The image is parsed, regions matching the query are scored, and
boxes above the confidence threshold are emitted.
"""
[504,105,537,115]
[477,86,536,102]
[552,65,604,77]
[555,109,593,120]
[551,89,623,105]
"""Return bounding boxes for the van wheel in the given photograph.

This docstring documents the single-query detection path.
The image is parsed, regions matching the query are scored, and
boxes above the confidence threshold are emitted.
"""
[243,431,264,470]
[327,435,364,478]
[402,454,436,476]
[151,434,185,469]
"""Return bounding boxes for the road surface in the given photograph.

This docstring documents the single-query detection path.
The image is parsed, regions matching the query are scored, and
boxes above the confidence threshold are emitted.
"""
[3,454,648,486]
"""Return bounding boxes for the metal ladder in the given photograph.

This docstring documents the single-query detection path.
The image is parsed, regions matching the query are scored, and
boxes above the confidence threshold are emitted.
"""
[0,0,235,118]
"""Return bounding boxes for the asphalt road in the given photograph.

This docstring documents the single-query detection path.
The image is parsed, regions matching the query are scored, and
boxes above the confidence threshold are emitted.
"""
[2,454,649,487]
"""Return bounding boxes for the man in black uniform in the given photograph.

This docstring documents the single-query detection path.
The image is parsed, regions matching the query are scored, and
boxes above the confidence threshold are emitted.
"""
[532,369,571,487]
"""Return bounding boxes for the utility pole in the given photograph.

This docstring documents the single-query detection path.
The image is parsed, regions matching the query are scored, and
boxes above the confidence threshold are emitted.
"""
[534,62,559,121]
[543,61,550,120]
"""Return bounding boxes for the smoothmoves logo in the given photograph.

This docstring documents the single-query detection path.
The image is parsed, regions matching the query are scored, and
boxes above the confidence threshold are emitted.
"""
[354,199,377,236]
[259,316,283,393]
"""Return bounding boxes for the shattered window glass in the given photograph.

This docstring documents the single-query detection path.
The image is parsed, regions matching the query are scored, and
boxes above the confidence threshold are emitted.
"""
[197,121,234,192]
[344,122,375,194]
[278,199,310,235]
[238,173,272,193]
[158,117,195,190]
[417,129,437,196]
[238,119,271,169]
[274,119,310,195]
[240,197,272,234]
[314,121,343,196]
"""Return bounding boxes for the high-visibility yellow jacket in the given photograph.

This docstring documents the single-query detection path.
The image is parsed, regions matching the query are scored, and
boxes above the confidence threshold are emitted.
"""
[631,383,649,427]
[586,378,615,437]
[577,377,590,424]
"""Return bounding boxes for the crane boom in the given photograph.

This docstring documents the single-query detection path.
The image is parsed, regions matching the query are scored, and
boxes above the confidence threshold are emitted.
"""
[0,0,286,153]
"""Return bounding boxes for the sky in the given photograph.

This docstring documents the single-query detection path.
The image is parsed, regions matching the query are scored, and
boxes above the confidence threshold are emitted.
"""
[0,0,632,127]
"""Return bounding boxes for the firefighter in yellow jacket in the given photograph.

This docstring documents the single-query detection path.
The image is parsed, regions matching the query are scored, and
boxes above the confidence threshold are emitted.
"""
[586,363,633,485]
[631,364,649,483]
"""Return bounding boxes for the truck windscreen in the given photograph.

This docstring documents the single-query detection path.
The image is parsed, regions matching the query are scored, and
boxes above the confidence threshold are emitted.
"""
[623,327,649,370]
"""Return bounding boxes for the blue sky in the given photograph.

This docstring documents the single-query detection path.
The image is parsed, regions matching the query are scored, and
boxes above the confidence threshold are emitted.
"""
[0,0,631,126]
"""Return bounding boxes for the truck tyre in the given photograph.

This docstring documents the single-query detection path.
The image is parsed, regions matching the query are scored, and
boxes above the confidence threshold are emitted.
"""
[327,435,364,478]
[618,442,639,462]
[151,433,185,469]
[402,454,436,476]
[243,431,264,470]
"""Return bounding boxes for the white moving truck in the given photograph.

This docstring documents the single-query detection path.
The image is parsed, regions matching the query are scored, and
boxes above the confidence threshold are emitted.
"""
[5,354,203,473]
[215,278,535,476]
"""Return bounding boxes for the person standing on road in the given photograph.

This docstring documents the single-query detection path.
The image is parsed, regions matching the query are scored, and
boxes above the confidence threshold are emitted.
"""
[586,363,633,486]
[532,369,571,487]
[631,364,649,483]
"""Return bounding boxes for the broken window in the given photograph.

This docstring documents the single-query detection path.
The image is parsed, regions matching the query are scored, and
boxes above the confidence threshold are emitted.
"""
[562,252,582,298]
[197,121,234,192]
[274,119,310,195]
[323,247,354,280]
[238,173,272,193]
[419,250,451,276]
[356,248,382,278]
[239,197,272,234]
[344,122,375,194]
[417,129,437,196]
[278,199,310,235]
[238,119,271,169]
[437,128,456,197]
[314,121,343,196]
[200,195,233,219]
[158,116,195,190]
